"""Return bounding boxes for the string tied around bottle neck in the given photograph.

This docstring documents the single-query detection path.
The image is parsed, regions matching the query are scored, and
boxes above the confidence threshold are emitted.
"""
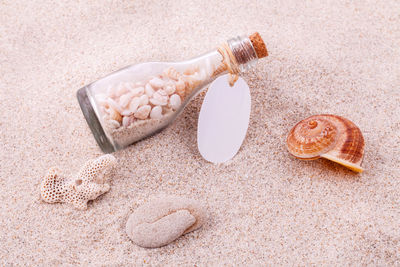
[217,42,240,87]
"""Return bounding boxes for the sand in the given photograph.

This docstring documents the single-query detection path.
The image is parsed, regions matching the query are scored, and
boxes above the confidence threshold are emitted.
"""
[108,111,175,149]
[1,0,399,265]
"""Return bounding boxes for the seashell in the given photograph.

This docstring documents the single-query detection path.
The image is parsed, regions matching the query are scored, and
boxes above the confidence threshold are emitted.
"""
[149,77,164,89]
[108,119,121,129]
[108,107,122,123]
[145,83,155,97]
[150,90,168,106]
[41,155,116,210]
[169,94,181,110]
[175,79,186,98]
[116,82,131,96]
[149,97,166,107]
[164,81,176,95]
[150,105,163,119]
[157,89,168,97]
[183,75,201,94]
[134,105,151,120]
[139,94,149,106]
[163,67,181,81]
[119,92,134,108]
[122,116,132,128]
[107,98,123,114]
[121,97,141,116]
[131,87,145,97]
[121,110,131,117]
[125,195,206,248]
[286,114,365,172]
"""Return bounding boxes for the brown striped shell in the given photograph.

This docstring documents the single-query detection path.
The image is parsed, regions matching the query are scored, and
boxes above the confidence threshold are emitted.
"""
[287,114,365,172]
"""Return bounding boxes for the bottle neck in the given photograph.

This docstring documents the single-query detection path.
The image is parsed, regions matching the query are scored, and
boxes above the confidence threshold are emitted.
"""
[226,35,258,73]
[182,35,259,78]
[176,36,259,98]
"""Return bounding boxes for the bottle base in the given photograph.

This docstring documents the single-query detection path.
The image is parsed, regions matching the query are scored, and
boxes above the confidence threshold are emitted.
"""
[77,87,116,153]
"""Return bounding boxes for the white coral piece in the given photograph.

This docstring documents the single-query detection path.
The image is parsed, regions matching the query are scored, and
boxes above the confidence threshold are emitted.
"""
[40,154,117,210]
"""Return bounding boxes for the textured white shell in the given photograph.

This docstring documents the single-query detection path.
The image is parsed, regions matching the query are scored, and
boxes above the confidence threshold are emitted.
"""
[150,105,163,119]
[138,94,149,106]
[149,77,164,88]
[134,105,151,119]
[169,94,181,110]
[145,83,155,97]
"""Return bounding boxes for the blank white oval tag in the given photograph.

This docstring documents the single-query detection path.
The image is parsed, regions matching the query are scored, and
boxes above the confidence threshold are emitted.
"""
[197,75,251,163]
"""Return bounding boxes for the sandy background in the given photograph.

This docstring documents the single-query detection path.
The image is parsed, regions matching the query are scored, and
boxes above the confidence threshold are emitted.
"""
[1,0,399,265]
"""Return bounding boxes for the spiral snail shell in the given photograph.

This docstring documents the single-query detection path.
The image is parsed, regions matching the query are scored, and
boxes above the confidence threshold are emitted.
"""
[287,114,365,172]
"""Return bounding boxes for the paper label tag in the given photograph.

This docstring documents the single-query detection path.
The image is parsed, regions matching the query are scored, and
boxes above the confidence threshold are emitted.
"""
[197,75,251,163]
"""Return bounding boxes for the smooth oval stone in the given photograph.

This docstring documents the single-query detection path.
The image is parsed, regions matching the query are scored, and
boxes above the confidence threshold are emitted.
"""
[126,195,206,248]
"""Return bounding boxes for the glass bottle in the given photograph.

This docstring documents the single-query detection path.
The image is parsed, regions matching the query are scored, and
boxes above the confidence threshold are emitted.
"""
[77,32,268,153]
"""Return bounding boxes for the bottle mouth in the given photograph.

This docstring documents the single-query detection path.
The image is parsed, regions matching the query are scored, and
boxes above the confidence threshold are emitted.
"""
[227,36,258,72]
[77,87,116,153]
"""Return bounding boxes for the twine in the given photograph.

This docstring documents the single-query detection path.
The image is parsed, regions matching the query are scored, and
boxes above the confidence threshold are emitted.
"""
[215,42,240,86]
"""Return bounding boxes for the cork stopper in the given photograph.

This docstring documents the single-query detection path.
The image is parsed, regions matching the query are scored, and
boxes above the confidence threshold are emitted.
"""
[249,32,268,58]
